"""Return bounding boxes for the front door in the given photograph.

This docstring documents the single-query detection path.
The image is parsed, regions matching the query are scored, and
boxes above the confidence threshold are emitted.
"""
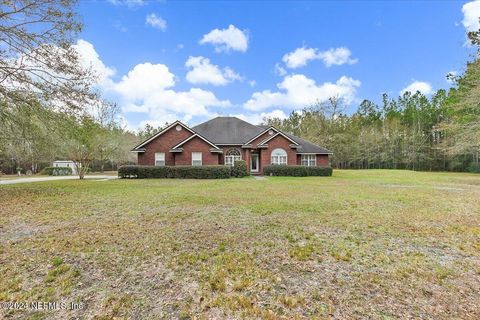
[251,153,259,173]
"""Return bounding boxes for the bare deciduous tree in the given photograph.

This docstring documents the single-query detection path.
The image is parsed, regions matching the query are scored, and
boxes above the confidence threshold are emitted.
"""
[0,0,97,119]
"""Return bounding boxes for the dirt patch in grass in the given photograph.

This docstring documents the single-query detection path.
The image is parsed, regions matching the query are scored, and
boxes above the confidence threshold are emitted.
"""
[0,222,51,242]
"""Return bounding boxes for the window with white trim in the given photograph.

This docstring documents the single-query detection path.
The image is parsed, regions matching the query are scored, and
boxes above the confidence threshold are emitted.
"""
[271,148,287,165]
[225,148,241,166]
[301,154,316,166]
[192,152,202,166]
[155,152,165,166]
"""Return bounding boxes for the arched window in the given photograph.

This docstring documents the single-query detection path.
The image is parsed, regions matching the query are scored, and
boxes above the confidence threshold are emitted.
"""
[271,148,287,165]
[225,148,241,166]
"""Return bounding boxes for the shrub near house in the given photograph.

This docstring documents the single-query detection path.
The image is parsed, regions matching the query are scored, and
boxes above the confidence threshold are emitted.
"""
[231,160,248,178]
[263,165,332,177]
[118,165,232,179]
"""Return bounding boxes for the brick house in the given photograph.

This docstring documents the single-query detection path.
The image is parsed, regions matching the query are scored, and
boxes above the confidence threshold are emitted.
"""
[131,117,332,174]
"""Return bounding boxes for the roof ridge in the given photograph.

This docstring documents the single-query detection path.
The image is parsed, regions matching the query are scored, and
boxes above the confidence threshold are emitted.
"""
[193,116,260,128]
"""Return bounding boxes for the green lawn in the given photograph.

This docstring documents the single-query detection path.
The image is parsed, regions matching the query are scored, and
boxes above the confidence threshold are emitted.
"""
[1,170,479,319]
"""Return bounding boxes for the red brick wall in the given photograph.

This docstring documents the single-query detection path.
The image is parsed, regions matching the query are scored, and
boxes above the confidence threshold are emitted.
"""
[259,134,297,171]
[244,149,251,173]
[174,136,220,165]
[138,126,192,165]
[316,154,330,166]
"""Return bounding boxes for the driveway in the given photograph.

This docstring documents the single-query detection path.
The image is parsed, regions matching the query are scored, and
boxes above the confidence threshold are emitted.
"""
[0,175,118,185]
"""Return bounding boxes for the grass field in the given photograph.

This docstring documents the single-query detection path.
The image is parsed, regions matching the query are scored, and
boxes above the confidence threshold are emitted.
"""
[1,170,479,319]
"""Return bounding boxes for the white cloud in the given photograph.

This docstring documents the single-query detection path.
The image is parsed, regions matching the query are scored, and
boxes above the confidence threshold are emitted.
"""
[282,46,358,69]
[185,56,242,86]
[244,74,361,111]
[122,87,231,119]
[244,91,284,111]
[223,67,243,82]
[282,47,318,69]
[233,109,287,125]
[318,47,359,67]
[248,80,257,87]
[73,40,230,125]
[115,63,175,100]
[108,0,144,7]
[200,25,249,53]
[400,81,433,95]
[116,62,231,119]
[145,13,167,31]
[462,1,480,33]
[73,39,116,88]
[274,63,287,76]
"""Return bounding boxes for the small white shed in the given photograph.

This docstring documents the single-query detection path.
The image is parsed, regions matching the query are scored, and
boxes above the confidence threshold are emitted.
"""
[52,160,77,174]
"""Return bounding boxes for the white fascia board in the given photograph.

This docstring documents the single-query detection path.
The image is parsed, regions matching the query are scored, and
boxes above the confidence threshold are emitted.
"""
[132,121,195,150]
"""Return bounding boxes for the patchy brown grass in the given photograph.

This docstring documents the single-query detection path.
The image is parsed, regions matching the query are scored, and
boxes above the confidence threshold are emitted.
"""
[0,170,479,319]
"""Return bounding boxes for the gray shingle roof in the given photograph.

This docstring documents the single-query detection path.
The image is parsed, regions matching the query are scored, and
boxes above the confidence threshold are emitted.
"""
[192,117,264,144]
[284,133,333,154]
[192,116,332,154]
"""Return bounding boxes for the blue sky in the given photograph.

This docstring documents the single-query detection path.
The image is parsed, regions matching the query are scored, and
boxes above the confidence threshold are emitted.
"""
[75,0,480,129]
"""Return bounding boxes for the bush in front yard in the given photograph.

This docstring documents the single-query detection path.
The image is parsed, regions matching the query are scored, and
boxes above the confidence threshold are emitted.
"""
[168,166,231,179]
[118,165,168,178]
[231,160,248,177]
[40,167,73,176]
[263,165,332,177]
[118,165,231,179]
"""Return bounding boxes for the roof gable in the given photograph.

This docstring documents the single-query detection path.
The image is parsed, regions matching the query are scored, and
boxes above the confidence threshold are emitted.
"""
[132,121,194,150]
[172,133,220,150]
[258,131,299,146]
[245,126,278,144]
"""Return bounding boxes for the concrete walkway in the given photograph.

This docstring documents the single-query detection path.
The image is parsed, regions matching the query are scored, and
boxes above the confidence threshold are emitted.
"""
[0,175,118,185]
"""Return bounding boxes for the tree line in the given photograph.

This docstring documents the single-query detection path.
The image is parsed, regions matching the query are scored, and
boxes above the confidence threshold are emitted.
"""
[0,95,141,176]
[263,26,480,172]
